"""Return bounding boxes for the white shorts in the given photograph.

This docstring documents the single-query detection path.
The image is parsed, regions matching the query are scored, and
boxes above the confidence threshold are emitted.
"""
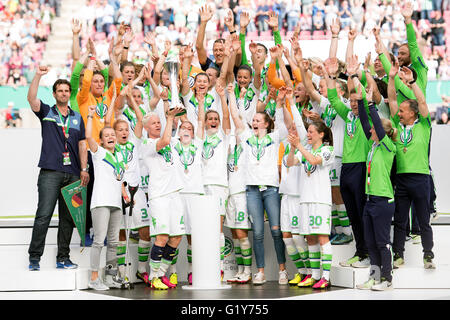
[224,192,251,230]
[204,185,229,217]
[121,188,150,230]
[149,192,186,237]
[299,202,332,235]
[329,156,342,187]
[280,195,301,234]
[179,193,200,235]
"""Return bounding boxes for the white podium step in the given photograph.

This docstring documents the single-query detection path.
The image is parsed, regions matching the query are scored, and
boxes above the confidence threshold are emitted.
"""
[1,221,449,291]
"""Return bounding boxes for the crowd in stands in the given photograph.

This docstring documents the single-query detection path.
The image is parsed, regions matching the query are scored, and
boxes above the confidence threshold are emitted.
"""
[0,0,60,86]
[1,0,450,87]
[0,0,449,126]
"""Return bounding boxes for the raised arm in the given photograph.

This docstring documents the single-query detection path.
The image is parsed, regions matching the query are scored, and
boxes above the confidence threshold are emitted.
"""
[156,107,184,152]
[239,11,251,66]
[387,59,400,117]
[71,18,82,73]
[128,87,144,139]
[86,105,99,153]
[196,5,214,66]
[196,93,206,139]
[330,17,341,59]
[144,63,161,111]
[401,67,429,118]
[216,81,231,134]
[297,47,322,103]
[227,83,246,135]
[27,66,49,112]
[104,82,117,126]
[356,85,372,140]
[181,44,194,97]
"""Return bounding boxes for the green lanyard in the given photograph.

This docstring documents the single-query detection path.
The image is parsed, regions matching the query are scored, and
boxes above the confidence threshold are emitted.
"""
[96,96,106,120]
[105,149,125,180]
[400,119,418,152]
[248,134,272,161]
[203,134,221,159]
[175,141,196,170]
[189,93,213,114]
[234,144,243,166]
[115,142,134,166]
[56,108,70,139]
[234,85,255,110]
[349,113,358,137]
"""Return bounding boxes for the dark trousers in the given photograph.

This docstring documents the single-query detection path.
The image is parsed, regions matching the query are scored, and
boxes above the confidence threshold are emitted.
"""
[393,173,434,258]
[407,174,437,236]
[28,169,79,262]
[340,162,368,256]
[363,195,395,282]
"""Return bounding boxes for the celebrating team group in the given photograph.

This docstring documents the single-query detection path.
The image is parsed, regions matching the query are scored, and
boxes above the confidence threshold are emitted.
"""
[27,1,436,293]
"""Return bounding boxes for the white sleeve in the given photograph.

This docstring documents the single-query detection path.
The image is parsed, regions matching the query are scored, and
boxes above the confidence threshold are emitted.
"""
[291,106,307,141]
[274,108,288,141]
[319,146,335,167]
[91,145,107,160]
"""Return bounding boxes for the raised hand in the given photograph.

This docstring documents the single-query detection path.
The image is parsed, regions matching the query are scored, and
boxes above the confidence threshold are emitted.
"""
[240,11,251,30]
[160,87,169,101]
[330,17,341,36]
[268,86,277,100]
[144,32,156,46]
[269,45,281,60]
[265,11,279,30]
[88,104,96,116]
[37,65,49,76]
[366,84,374,102]
[224,9,234,31]
[399,66,414,84]
[199,5,213,23]
[389,57,399,78]
[239,86,247,99]
[249,41,258,56]
[346,54,360,75]
[123,30,134,46]
[72,18,82,35]
[277,86,287,103]
[401,1,413,22]
[348,28,357,41]
[286,86,294,100]
[118,22,127,37]
[215,81,225,97]
[324,57,339,76]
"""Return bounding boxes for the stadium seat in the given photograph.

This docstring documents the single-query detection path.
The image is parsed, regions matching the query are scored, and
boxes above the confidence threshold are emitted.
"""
[247,31,258,40]
[299,31,311,40]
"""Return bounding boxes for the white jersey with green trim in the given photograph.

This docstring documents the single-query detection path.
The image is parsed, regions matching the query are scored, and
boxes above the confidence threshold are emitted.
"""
[141,137,183,200]
[202,129,230,188]
[316,96,345,158]
[296,144,335,205]
[173,137,205,195]
[117,134,141,187]
[227,135,247,195]
[279,140,302,196]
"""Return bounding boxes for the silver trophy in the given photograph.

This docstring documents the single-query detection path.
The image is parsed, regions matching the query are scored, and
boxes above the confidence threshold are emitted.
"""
[164,59,181,110]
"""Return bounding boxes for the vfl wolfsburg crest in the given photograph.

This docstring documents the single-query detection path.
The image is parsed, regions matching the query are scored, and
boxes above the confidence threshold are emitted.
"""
[158,145,173,164]
[115,166,125,181]
[247,135,273,161]
[96,102,108,119]
[116,142,134,164]
[202,134,222,160]
[174,142,197,168]
[400,126,414,144]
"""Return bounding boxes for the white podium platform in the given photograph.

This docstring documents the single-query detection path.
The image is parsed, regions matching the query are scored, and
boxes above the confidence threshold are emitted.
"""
[1,218,449,291]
